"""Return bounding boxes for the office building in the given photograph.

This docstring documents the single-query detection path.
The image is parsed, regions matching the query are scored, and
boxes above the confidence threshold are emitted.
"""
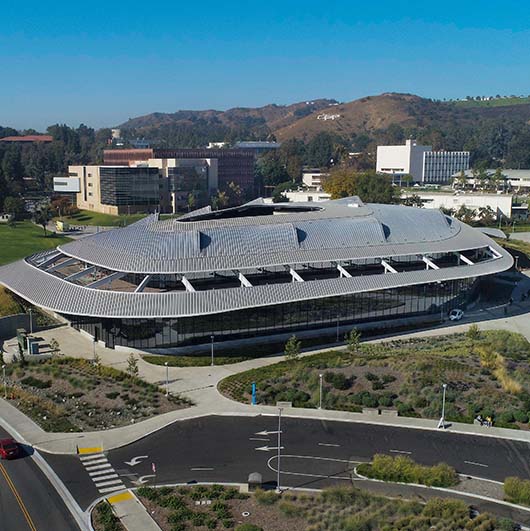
[376,140,469,184]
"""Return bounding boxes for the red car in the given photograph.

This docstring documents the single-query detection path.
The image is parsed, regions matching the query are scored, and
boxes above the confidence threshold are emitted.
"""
[0,438,19,459]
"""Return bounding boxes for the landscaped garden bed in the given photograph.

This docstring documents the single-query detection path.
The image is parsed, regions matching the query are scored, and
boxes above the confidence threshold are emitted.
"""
[219,329,530,428]
[134,483,515,531]
[3,357,192,432]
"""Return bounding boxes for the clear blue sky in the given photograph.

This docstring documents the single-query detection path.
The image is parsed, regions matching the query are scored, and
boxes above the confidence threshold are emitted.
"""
[2,0,530,130]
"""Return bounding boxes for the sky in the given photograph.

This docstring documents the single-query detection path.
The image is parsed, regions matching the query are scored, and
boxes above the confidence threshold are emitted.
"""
[2,0,530,130]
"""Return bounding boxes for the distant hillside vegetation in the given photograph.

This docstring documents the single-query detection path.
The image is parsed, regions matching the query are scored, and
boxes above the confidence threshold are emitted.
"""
[119,93,530,147]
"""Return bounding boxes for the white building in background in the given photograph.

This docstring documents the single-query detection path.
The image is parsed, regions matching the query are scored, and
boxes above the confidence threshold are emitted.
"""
[302,168,329,189]
[377,139,469,184]
[402,191,521,220]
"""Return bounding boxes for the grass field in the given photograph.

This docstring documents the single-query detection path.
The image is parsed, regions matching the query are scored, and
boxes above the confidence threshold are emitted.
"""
[453,96,530,108]
[0,221,72,266]
[56,209,147,227]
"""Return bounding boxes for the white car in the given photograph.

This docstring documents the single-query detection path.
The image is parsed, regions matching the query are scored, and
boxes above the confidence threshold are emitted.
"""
[449,309,464,321]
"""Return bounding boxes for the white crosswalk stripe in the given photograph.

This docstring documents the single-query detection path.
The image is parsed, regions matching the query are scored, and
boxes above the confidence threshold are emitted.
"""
[79,452,126,493]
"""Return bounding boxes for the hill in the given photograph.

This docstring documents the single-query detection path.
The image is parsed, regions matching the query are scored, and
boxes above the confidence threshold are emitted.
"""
[274,93,530,141]
[119,99,338,136]
[118,92,530,148]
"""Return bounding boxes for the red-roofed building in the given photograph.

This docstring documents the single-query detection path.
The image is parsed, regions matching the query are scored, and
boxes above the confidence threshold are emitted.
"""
[0,135,53,143]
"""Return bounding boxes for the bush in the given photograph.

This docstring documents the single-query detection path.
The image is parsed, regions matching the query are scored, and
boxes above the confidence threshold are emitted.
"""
[513,410,529,423]
[95,501,122,531]
[279,501,303,517]
[105,391,120,400]
[20,376,51,389]
[505,476,530,505]
[357,454,459,487]
[324,371,351,390]
[254,488,279,505]
[136,486,160,501]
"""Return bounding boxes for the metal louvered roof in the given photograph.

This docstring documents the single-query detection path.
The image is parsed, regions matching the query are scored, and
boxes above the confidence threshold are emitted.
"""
[0,244,512,318]
[54,199,465,274]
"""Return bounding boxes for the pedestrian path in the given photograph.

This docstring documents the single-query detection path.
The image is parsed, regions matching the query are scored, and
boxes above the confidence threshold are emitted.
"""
[79,451,126,494]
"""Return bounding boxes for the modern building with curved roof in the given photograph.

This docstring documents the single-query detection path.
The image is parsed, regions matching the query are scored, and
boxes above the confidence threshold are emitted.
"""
[0,197,512,352]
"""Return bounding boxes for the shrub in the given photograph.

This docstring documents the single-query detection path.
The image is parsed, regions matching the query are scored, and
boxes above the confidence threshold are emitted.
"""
[357,454,459,487]
[20,376,51,389]
[324,371,351,390]
[278,501,303,517]
[514,410,529,423]
[137,486,159,501]
[95,501,122,531]
[190,512,207,526]
[105,391,120,400]
[254,488,279,505]
[505,476,530,505]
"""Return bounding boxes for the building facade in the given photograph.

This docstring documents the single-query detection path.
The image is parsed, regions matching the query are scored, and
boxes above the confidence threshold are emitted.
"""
[0,198,512,353]
[103,148,255,197]
[377,140,469,184]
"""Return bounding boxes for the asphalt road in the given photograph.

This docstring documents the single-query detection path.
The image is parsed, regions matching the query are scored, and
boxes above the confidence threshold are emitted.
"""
[45,415,530,512]
[0,426,80,531]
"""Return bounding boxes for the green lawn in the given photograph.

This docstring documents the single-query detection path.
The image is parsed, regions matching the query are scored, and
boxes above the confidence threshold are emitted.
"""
[56,209,147,227]
[0,222,72,266]
[453,96,530,108]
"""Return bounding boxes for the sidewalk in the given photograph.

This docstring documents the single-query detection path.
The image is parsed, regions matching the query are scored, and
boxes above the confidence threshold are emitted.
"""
[106,491,162,531]
[4,306,530,454]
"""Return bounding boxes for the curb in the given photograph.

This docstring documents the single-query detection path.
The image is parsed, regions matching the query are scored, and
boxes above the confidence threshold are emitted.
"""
[353,466,530,515]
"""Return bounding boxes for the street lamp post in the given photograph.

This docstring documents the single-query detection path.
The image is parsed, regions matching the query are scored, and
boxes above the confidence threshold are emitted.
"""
[319,373,323,409]
[438,383,447,429]
[276,407,283,493]
[2,365,6,400]
[210,335,215,367]
[164,361,169,397]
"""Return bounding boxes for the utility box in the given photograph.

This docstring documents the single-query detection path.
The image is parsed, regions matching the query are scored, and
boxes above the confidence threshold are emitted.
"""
[248,472,262,491]
[55,220,70,233]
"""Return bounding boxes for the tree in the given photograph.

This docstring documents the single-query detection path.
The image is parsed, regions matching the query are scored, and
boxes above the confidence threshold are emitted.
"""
[126,353,139,378]
[212,190,229,210]
[49,338,60,357]
[345,328,361,355]
[187,192,196,212]
[454,205,476,225]
[453,170,468,190]
[323,169,398,204]
[477,206,496,226]
[3,196,26,220]
[284,335,301,361]
[227,181,243,206]
[33,206,52,236]
[401,194,424,208]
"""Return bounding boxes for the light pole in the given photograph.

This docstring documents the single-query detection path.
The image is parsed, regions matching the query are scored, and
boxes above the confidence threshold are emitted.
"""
[438,383,447,429]
[164,361,169,397]
[2,365,6,400]
[210,335,215,367]
[276,407,283,493]
[319,373,323,409]
[336,313,339,343]
[515,255,520,271]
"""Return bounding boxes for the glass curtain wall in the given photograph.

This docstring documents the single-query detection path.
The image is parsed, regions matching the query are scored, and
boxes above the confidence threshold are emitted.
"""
[68,278,475,350]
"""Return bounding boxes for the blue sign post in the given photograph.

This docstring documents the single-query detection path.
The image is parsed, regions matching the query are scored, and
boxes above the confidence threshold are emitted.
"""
[251,382,256,405]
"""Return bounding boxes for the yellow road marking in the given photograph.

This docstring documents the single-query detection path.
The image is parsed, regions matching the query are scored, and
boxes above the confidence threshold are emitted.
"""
[0,462,38,531]
[78,446,103,455]
[107,490,133,504]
